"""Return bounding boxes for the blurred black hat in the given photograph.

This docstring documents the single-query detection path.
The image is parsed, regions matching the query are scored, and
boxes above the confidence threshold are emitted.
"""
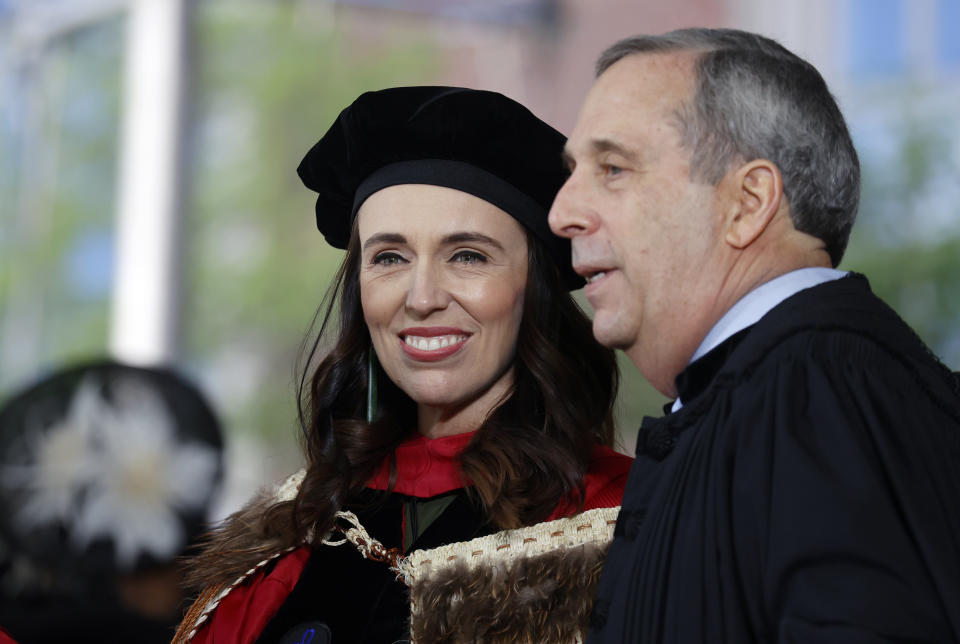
[0,360,224,586]
[296,86,582,289]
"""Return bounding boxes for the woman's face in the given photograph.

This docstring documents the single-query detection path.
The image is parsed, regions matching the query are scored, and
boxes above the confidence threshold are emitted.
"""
[357,184,528,425]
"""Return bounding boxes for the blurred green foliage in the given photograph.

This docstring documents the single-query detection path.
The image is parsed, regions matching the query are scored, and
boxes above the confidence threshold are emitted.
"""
[0,16,121,391]
[843,91,960,370]
[1,3,956,456]
[846,237,960,366]
[182,2,439,440]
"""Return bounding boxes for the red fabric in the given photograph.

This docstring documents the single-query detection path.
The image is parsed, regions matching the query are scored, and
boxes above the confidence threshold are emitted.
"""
[189,546,311,644]
[548,444,633,520]
[366,431,476,497]
[190,443,632,642]
[0,626,19,644]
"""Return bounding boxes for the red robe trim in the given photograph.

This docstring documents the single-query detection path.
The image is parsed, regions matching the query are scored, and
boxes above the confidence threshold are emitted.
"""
[187,442,632,644]
[366,431,475,497]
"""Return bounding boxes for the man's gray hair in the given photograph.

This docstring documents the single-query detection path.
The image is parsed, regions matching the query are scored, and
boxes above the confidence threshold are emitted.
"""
[597,28,860,267]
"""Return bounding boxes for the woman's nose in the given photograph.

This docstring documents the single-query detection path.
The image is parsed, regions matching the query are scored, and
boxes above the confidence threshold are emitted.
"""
[404,263,450,317]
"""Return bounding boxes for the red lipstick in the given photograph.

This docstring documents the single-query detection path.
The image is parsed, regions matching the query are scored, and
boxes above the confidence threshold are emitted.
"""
[399,327,470,362]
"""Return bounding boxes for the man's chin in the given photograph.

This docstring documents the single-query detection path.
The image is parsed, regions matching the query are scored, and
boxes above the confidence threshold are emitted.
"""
[591,317,634,351]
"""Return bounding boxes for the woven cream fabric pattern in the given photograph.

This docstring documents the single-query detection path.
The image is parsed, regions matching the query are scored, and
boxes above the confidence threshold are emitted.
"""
[176,471,620,643]
[395,505,619,585]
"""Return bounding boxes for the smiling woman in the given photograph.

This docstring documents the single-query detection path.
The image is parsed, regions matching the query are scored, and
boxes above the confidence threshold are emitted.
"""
[358,184,528,435]
[174,86,632,644]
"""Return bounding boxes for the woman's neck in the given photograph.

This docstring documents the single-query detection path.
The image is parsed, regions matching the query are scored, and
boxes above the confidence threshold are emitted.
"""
[417,369,514,439]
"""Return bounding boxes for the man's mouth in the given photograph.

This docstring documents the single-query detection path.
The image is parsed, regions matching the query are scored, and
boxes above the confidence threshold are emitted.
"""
[578,266,613,285]
[587,271,607,284]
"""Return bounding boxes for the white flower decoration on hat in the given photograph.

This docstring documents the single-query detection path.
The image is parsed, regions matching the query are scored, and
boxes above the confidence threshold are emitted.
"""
[7,375,220,568]
[6,378,102,528]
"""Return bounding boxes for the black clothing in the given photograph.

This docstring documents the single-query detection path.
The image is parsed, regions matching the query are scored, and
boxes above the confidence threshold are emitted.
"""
[255,488,496,644]
[0,591,176,643]
[590,274,960,643]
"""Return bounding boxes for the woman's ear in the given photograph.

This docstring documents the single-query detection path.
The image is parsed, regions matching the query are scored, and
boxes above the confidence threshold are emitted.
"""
[723,159,784,250]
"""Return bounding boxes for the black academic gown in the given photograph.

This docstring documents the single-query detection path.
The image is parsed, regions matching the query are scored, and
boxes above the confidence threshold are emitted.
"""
[254,488,496,644]
[590,273,960,643]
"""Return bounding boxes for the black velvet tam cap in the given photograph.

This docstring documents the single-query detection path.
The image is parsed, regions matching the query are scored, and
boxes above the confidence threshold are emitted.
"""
[296,86,582,289]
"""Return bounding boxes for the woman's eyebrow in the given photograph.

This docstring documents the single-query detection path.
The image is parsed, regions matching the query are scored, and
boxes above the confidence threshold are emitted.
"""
[362,232,407,251]
[442,232,505,251]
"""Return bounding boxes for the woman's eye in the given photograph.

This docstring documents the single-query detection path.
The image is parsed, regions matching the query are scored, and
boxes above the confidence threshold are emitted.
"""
[451,250,487,264]
[372,252,405,266]
[602,163,624,177]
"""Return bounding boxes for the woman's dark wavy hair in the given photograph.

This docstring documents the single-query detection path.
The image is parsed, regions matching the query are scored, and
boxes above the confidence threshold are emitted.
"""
[184,224,618,590]
[277,220,618,540]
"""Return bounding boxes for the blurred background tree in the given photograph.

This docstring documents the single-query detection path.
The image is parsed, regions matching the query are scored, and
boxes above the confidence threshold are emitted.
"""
[0,13,122,376]
[1,0,957,514]
[182,3,438,444]
[843,88,960,369]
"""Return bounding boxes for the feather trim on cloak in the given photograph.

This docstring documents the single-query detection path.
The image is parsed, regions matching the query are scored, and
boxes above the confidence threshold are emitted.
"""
[408,539,610,643]
[398,505,618,643]
[181,469,306,592]
[177,471,618,644]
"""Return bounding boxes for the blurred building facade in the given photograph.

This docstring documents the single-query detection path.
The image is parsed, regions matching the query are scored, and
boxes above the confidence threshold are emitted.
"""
[1,0,958,515]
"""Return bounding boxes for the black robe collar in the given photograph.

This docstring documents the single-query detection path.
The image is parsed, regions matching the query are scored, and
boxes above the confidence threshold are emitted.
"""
[635,327,753,461]
[674,326,753,411]
[673,273,879,408]
[637,273,885,461]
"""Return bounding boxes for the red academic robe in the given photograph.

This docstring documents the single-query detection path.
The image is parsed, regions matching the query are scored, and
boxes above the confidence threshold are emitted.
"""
[187,433,631,643]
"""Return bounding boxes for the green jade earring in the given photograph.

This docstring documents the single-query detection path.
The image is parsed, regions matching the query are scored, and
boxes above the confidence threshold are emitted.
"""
[366,347,379,423]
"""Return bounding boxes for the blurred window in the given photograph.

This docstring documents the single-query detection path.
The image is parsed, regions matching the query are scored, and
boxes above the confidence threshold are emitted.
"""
[848,0,905,77]
[334,0,557,26]
[939,0,960,66]
[64,228,114,301]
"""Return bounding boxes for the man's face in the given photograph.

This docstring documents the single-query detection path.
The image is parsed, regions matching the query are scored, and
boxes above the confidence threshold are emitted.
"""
[549,52,729,395]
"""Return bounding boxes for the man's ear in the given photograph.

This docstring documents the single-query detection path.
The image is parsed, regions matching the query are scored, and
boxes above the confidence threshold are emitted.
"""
[723,159,784,249]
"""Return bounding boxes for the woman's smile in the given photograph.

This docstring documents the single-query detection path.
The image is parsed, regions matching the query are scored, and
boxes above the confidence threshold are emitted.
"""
[400,327,471,361]
[358,183,528,417]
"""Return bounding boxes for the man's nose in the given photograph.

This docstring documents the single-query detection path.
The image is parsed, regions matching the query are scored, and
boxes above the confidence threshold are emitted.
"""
[404,262,450,317]
[548,171,599,238]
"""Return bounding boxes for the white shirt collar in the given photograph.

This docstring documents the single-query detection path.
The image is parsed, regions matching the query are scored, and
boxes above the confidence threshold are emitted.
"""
[670,267,847,412]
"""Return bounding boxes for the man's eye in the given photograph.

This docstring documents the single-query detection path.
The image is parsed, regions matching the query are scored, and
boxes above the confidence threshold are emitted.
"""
[603,164,624,177]
[372,252,404,266]
[451,250,487,264]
